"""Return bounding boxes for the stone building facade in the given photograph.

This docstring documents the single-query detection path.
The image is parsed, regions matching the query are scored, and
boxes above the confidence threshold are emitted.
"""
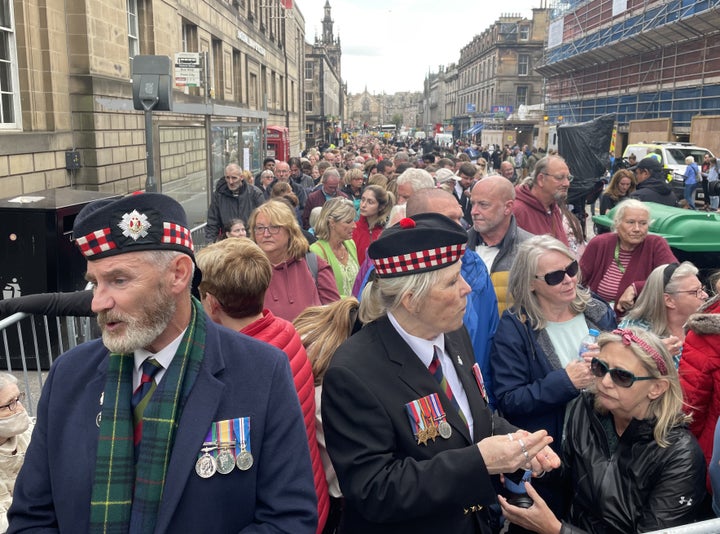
[345,90,384,132]
[0,0,307,222]
[383,92,422,131]
[303,1,343,149]
[454,8,549,147]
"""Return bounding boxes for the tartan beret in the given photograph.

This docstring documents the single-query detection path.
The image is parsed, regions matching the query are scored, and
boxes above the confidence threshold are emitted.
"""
[369,213,467,278]
[73,192,194,260]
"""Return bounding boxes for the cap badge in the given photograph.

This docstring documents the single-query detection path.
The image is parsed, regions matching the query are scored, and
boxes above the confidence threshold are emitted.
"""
[118,209,151,241]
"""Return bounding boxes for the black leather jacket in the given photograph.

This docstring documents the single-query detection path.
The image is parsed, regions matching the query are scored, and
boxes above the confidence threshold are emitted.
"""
[560,392,706,533]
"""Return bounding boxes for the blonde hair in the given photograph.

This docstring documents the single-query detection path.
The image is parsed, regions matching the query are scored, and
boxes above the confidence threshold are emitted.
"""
[294,298,359,384]
[359,269,441,324]
[624,262,699,336]
[596,328,690,447]
[509,235,589,330]
[344,168,364,186]
[314,198,356,241]
[248,200,309,260]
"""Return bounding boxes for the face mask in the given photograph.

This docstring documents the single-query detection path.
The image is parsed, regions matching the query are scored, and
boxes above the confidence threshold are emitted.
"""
[0,410,30,439]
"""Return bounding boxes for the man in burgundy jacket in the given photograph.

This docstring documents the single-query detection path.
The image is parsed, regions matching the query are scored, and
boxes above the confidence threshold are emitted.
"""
[513,155,571,246]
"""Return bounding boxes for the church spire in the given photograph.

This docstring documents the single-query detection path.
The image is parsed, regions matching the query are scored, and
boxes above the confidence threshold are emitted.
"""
[322,0,334,46]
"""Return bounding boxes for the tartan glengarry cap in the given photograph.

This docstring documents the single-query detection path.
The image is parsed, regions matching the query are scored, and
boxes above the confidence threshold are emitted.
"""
[369,213,467,278]
[73,192,194,260]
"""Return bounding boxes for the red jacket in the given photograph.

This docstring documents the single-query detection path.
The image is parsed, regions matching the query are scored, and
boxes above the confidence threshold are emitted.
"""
[513,184,569,246]
[580,232,677,305]
[680,296,720,490]
[242,310,330,532]
[352,216,384,265]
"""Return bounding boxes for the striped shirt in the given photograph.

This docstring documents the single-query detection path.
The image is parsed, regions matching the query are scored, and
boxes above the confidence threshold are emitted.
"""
[596,248,633,302]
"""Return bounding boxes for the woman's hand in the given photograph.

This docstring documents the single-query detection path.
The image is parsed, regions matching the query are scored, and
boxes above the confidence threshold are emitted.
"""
[478,430,560,475]
[662,335,682,359]
[616,284,637,314]
[566,359,594,390]
[499,480,563,534]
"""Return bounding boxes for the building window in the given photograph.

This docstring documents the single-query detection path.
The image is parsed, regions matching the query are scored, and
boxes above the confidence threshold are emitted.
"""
[518,54,530,76]
[305,60,313,80]
[519,25,530,40]
[182,20,198,52]
[516,86,528,107]
[0,0,19,128]
[249,73,258,108]
[305,91,313,112]
[127,0,139,60]
[212,39,223,100]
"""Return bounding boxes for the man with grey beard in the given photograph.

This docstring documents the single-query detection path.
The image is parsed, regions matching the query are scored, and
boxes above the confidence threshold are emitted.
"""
[512,155,571,246]
[8,193,317,533]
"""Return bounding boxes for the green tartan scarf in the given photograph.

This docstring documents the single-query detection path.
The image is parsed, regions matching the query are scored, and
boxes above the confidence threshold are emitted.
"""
[89,297,206,534]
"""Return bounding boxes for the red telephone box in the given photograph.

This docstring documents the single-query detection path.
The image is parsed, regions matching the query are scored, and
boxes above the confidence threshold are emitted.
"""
[266,126,290,162]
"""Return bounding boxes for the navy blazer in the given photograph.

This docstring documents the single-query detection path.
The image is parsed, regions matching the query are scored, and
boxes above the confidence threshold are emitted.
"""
[9,315,317,533]
[322,316,515,534]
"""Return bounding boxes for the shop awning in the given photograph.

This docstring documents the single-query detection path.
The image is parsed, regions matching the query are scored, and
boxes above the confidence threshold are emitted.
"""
[464,124,483,136]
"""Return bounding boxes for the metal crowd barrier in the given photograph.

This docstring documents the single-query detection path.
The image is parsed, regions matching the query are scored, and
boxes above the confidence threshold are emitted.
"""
[190,222,208,252]
[0,311,95,417]
[646,518,720,533]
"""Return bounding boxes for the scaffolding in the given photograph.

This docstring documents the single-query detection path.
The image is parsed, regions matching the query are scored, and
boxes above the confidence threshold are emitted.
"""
[540,0,720,72]
[539,0,720,129]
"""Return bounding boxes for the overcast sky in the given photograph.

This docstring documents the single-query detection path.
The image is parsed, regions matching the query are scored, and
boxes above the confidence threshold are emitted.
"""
[296,0,544,95]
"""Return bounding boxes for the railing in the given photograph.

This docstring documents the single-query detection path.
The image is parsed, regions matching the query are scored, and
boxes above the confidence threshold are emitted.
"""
[0,224,208,417]
[646,518,720,533]
[0,312,96,417]
[191,221,209,252]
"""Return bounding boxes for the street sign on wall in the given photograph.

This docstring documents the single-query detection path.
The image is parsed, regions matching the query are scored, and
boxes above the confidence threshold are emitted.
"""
[174,52,202,87]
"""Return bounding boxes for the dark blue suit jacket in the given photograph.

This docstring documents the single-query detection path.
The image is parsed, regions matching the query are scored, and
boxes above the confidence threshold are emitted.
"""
[8,315,317,533]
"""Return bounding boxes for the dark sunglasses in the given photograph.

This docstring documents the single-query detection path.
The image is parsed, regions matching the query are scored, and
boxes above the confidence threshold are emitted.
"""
[590,358,654,388]
[535,260,579,286]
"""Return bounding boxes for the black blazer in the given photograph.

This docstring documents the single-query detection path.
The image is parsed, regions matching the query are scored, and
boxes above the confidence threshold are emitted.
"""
[322,316,515,534]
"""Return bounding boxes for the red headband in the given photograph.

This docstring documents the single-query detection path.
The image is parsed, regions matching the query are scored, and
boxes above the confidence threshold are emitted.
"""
[612,328,668,375]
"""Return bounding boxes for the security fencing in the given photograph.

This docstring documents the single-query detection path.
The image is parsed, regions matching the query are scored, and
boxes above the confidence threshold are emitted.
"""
[646,518,720,533]
[0,311,96,417]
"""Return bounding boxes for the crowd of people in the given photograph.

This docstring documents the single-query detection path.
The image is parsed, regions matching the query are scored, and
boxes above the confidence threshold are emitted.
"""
[2,135,720,534]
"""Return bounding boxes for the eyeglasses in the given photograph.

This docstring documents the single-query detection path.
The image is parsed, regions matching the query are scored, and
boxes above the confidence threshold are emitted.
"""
[591,358,654,388]
[541,172,574,183]
[668,287,708,299]
[0,392,25,412]
[253,225,282,235]
[535,260,579,286]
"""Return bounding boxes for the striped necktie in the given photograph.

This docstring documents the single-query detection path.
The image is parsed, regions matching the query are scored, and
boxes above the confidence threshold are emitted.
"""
[132,358,162,459]
[428,345,468,426]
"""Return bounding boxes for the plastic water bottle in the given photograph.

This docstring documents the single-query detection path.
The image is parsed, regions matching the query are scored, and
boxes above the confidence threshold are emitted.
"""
[579,328,600,360]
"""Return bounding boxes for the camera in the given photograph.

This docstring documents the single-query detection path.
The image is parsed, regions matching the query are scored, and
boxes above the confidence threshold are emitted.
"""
[503,469,533,508]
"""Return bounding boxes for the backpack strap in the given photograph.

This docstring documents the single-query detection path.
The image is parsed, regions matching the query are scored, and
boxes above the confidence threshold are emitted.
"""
[305,251,319,284]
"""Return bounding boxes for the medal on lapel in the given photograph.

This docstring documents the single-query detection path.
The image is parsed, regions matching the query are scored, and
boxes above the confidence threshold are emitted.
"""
[195,444,218,478]
[234,417,253,471]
